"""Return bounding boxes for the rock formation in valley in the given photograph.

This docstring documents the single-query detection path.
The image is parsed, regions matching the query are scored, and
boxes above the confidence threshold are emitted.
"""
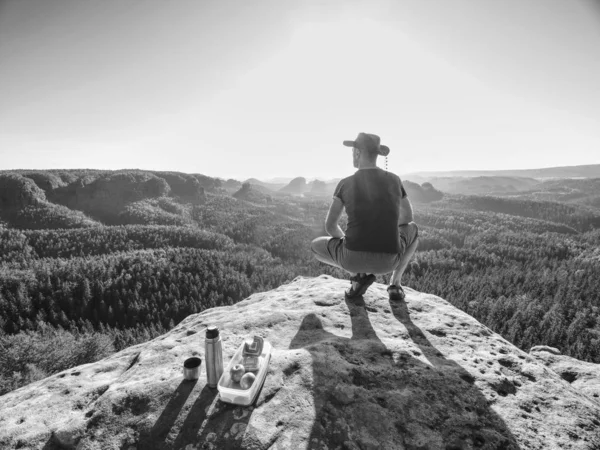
[279,177,308,196]
[233,182,270,204]
[308,180,329,196]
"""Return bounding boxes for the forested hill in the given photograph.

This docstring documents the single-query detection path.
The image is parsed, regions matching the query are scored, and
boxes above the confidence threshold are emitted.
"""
[0,170,218,229]
[1,169,599,397]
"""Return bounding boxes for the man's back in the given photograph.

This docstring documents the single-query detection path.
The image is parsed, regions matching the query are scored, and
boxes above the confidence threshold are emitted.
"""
[333,167,406,254]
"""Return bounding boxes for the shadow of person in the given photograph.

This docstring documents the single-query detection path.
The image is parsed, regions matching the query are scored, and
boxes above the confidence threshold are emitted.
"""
[387,297,522,448]
[289,294,522,449]
[288,298,393,449]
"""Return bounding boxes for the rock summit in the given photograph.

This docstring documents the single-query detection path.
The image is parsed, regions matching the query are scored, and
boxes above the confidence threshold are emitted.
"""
[1,275,599,449]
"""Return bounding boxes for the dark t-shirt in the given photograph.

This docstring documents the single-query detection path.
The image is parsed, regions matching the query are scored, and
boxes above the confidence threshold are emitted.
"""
[333,168,407,254]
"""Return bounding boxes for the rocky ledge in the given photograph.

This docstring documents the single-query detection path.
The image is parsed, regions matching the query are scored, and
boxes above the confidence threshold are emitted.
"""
[1,275,599,450]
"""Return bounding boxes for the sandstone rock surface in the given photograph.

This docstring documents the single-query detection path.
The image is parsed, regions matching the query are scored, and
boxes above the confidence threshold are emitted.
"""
[1,275,599,450]
[530,346,600,404]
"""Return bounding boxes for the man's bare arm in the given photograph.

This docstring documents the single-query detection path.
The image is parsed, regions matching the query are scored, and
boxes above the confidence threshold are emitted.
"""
[398,196,414,225]
[325,197,345,238]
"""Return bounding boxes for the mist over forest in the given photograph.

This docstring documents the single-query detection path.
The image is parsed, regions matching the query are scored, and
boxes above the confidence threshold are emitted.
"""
[1,167,599,395]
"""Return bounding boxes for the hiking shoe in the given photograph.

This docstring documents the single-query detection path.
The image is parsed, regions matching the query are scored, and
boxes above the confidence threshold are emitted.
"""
[345,274,376,299]
[387,285,405,301]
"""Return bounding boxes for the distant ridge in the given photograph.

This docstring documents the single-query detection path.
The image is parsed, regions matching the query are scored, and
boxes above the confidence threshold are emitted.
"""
[404,163,600,179]
[259,176,342,185]
[243,178,285,192]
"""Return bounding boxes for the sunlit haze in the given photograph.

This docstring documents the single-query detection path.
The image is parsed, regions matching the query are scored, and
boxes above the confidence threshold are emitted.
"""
[2,0,600,180]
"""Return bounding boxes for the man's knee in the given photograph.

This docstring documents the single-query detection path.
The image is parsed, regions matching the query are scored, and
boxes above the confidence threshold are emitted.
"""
[399,222,418,248]
[310,237,320,254]
[310,237,329,256]
[406,222,419,247]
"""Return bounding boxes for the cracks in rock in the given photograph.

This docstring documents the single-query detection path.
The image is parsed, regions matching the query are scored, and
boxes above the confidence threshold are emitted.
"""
[427,328,447,337]
[314,299,337,307]
[261,385,282,405]
[125,352,141,373]
[82,384,111,420]
[78,353,140,419]
[264,426,285,450]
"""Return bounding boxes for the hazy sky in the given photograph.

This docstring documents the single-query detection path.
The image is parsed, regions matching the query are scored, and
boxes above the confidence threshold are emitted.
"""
[1,0,600,180]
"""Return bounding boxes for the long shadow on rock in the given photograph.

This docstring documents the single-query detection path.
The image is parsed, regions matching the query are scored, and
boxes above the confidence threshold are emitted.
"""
[388,297,522,449]
[137,382,219,449]
[288,297,393,449]
[41,437,59,450]
[141,379,198,448]
[289,295,522,450]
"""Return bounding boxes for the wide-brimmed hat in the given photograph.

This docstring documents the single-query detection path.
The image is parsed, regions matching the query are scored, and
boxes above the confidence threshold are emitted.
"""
[343,132,390,156]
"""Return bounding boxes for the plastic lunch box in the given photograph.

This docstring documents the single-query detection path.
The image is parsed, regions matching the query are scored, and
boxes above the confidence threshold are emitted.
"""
[217,339,272,406]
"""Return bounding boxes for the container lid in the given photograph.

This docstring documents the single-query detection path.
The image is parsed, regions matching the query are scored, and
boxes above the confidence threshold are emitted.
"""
[206,326,220,339]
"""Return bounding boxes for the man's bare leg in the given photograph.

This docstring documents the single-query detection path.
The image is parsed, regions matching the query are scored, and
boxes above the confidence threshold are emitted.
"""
[311,237,359,280]
[311,237,368,290]
[390,238,419,287]
[311,237,340,267]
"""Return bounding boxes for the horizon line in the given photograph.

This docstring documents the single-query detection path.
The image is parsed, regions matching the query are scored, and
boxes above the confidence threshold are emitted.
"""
[2,161,600,181]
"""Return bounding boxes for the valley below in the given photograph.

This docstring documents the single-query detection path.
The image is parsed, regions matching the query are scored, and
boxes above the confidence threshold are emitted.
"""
[1,167,599,399]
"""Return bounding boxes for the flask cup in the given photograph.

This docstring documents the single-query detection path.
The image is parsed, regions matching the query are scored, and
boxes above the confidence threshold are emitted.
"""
[183,357,202,381]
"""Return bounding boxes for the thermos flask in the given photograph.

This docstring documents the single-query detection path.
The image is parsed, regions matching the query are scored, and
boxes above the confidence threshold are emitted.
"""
[205,325,224,388]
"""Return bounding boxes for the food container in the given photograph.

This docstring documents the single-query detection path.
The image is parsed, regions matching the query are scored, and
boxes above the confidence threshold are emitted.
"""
[217,339,271,406]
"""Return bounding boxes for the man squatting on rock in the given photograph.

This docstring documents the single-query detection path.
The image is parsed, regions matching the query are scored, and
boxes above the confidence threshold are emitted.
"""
[311,132,419,300]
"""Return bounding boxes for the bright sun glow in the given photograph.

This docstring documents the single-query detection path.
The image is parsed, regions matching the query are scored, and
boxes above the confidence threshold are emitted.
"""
[194,18,597,179]
[2,1,600,179]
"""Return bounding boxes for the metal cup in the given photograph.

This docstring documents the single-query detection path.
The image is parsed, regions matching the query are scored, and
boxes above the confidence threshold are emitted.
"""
[183,357,202,381]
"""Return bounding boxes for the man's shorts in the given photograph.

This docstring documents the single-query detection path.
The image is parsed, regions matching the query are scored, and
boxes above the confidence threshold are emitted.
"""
[313,222,419,274]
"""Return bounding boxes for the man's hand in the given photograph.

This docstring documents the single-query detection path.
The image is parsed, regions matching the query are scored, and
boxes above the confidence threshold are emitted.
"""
[325,197,345,238]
